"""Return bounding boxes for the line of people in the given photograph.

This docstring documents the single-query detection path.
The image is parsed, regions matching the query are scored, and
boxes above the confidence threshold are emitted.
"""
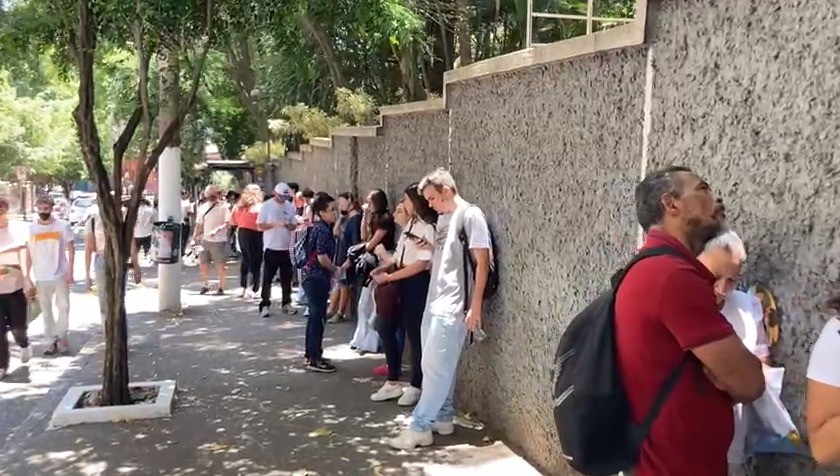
[228,169,494,449]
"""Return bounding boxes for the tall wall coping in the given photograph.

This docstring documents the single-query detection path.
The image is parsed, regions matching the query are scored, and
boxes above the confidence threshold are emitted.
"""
[310,137,332,148]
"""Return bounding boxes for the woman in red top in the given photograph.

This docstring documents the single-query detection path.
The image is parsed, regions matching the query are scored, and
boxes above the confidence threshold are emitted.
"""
[231,184,263,298]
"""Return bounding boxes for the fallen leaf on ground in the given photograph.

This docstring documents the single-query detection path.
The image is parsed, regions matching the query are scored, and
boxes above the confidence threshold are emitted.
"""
[308,427,333,437]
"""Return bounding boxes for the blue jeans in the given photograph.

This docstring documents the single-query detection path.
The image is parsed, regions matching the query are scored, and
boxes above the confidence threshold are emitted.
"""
[410,313,467,432]
[302,278,330,362]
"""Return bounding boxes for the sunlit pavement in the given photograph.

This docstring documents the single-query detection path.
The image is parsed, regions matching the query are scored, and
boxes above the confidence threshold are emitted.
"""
[0,260,541,475]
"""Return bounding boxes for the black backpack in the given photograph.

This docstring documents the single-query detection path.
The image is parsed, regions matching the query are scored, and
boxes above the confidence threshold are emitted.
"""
[552,247,690,476]
[459,205,500,300]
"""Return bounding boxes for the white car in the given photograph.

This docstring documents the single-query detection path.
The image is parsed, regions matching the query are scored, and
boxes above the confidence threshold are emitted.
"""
[68,195,96,226]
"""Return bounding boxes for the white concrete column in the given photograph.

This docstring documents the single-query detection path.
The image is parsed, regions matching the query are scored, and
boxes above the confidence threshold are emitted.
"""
[157,146,181,311]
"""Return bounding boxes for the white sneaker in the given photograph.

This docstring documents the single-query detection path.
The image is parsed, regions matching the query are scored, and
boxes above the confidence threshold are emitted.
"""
[260,307,271,319]
[397,386,421,407]
[283,304,298,315]
[20,346,31,364]
[388,428,433,450]
[371,381,404,402]
[432,421,455,436]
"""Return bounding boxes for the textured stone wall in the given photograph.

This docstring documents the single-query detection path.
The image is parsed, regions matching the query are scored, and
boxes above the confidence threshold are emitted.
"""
[647,1,840,474]
[267,1,838,473]
[448,47,647,475]
[356,112,449,206]
[276,139,355,197]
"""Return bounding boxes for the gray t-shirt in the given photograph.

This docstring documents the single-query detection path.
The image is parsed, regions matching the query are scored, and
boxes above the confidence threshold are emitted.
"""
[426,198,492,318]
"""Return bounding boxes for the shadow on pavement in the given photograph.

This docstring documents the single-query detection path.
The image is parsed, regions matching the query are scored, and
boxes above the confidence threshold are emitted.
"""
[0,279,514,476]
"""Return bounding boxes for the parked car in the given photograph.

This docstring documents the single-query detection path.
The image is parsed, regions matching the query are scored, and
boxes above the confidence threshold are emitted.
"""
[68,195,96,225]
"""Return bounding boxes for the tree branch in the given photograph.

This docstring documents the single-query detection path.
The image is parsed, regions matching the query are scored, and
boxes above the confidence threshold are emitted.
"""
[112,106,142,198]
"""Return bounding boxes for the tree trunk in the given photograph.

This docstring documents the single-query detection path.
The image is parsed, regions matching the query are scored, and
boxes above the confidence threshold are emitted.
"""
[300,14,348,89]
[101,241,131,405]
[225,34,269,144]
[424,14,454,96]
[455,0,472,66]
[158,48,181,148]
[394,41,426,102]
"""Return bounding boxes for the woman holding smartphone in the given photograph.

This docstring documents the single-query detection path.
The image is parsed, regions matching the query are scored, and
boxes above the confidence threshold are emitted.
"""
[349,189,395,354]
[370,183,437,406]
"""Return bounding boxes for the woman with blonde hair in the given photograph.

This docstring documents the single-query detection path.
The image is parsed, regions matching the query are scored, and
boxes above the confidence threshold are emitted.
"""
[231,184,264,298]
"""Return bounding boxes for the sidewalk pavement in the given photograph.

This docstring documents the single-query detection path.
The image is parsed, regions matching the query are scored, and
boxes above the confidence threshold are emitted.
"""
[0,266,542,476]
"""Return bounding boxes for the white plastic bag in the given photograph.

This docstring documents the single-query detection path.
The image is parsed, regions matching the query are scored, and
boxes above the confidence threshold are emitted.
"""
[750,366,798,437]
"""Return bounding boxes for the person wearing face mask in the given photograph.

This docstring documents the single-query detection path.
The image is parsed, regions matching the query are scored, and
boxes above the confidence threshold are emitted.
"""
[26,195,75,355]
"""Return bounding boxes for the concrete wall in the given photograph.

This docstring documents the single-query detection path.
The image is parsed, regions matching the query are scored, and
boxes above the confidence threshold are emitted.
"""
[276,138,355,197]
[448,47,647,475]
[271,1,838,473]
[356,112,449,206]
[647,2,840,474]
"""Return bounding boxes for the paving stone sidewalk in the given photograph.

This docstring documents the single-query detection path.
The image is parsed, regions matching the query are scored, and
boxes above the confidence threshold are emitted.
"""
[0,267,542,476]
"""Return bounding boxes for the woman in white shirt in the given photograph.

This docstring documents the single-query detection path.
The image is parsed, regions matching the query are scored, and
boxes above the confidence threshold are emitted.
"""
[369,183,437,406]
[807,298,840,465]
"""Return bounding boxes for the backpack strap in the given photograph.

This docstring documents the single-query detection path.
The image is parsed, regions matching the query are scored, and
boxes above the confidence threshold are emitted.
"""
[614,245,693,449]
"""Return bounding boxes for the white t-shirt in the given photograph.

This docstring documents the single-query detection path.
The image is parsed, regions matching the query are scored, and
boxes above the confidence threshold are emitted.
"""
[134,205,155,238]
[426,198,492,318]
[181,199,192,224]
[0,221,29,294]
[393,219,435,267]
[258,199,296,251]
[196,201,231,243]
[28,219,74,282]
[721,290,770,359]
[808,318,840,387]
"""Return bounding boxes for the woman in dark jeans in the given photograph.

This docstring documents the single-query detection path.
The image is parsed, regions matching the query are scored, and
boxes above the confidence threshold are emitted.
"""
[302,193,339,373]
[370,183,438,405]
[231,184,263,298]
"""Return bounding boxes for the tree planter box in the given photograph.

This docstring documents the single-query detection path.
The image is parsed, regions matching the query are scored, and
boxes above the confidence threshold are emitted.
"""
[49,380,176,429]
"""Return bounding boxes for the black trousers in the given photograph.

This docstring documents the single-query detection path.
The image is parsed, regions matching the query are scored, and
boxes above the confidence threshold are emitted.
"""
[238,228,263,292]
[377,271,430,386]
[261,249,293,308]
[180,223,191,255]
[0,290,29,370]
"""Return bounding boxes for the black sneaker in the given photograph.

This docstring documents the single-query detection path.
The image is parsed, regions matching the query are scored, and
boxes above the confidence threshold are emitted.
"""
[43,340,59,356]
[306,360,336,373]
[199,286,210,295]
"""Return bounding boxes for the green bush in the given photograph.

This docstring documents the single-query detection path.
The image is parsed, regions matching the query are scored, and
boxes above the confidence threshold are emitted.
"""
[334,88,376,126]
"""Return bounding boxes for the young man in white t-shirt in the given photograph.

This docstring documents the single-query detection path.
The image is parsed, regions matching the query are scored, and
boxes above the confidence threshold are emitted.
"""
[133,198,155,260]
[193,185,231,294]
[26,195,75,355]
[389,168,493,450]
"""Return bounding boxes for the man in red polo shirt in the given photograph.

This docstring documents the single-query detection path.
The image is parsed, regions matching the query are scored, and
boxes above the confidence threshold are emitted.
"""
[616,166,765,476]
